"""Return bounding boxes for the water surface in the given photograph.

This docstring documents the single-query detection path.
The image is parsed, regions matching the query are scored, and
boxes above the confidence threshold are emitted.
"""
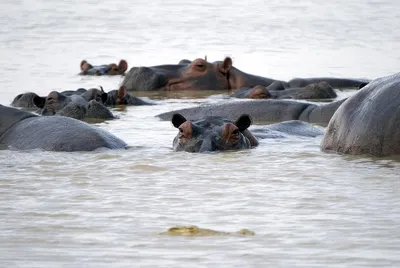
[1,0,400,267]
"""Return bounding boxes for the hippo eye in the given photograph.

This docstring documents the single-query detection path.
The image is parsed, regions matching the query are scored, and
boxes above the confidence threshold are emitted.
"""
[232,129,239,135]
[179,128,183,133]
[195,63,205,70]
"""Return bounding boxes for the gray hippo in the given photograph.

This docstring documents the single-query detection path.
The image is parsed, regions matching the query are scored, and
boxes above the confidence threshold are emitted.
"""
[0,105,127,151]
[11,92,45,111]
[158,98,347,127]
[61,88,87,96]
[34,89,116,120]
[105,86,156,106]
[287,77,370,89]
[232,82,337,100]
[79,59,128,76]
[321,72,400,157]
[171,114,258,152]
[171,114,323,153]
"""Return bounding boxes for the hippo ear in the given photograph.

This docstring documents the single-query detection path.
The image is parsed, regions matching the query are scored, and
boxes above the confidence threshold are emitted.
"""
[118,60,128,73]
[14,93,23,100]
[118,86,126,98]
[358,82,369,89]
[33,96,46,109]
[218,57,232,75]
[235,114,252,132]
[99,86,105,93]
[101,92,108,104]
[172,113,187,128]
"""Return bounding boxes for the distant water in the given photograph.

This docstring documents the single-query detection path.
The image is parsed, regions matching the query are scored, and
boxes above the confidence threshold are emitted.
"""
[1,0,400,267]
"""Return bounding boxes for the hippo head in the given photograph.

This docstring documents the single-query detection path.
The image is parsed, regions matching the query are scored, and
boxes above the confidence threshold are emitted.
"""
[171,114,256,152]
[122,57,233,91]
[11,92,44,110]
[81,87,108,103]
[34,91,71,115]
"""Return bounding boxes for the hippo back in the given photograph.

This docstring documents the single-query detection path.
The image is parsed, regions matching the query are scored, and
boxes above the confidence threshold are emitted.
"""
[0,116,127,151]
[0,105,37,137]
[321,72,400,156]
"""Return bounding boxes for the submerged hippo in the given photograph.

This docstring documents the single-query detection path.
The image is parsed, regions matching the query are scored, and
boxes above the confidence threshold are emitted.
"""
[171,114,324,152]
[0,105,127,151]
[287,77,370,89]
[122,56,370,92]
[159,98,347,127]
[321,72,400,157]
[11,92,45,111]
[121,56,281,91]
[172,114,258,152]
[233,82,337,100]
[105,86,155,106]
[79,59,128,75]
[33,89,115,120]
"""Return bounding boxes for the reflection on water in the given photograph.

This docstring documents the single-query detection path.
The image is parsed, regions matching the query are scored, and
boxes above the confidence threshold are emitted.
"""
[1,0,400,267]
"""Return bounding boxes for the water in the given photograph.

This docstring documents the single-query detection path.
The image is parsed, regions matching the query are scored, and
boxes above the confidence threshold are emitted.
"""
[1,0,400,267]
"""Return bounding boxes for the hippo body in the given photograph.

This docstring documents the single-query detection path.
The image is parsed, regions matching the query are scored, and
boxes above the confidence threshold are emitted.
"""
[251,120,324,139]
[232,82,337,100]
[288,77,370,89]
[159,99,346,126]
[321,72,400,157]
[0,105,127,151]
[121,57,281,92]
[61,88,87,96]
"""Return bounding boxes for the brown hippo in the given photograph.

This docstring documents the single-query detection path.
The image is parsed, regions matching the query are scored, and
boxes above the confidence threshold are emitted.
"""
[232,82,337,100]
[121,57,281,91]
[321,72,400,157]
[79,59,128,76]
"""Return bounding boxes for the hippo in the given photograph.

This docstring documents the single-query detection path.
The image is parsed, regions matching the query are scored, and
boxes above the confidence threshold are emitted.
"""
[232,82,337,100]
[61,88,87,96]
[287,77,370,89]
[171,114,258,152]
[33,89,115,120]
[321,72,400,157]
[170,114,324,153]
[11,92,45,111]
[79,59,128,75]
[0,105,127,151]
[56,99,116,120]
[158,98,347,127]
[105,86,156,106]
[121,57,282,91]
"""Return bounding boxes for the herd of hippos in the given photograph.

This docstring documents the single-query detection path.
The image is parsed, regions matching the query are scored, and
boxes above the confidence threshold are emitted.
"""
[1,56,400,157]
